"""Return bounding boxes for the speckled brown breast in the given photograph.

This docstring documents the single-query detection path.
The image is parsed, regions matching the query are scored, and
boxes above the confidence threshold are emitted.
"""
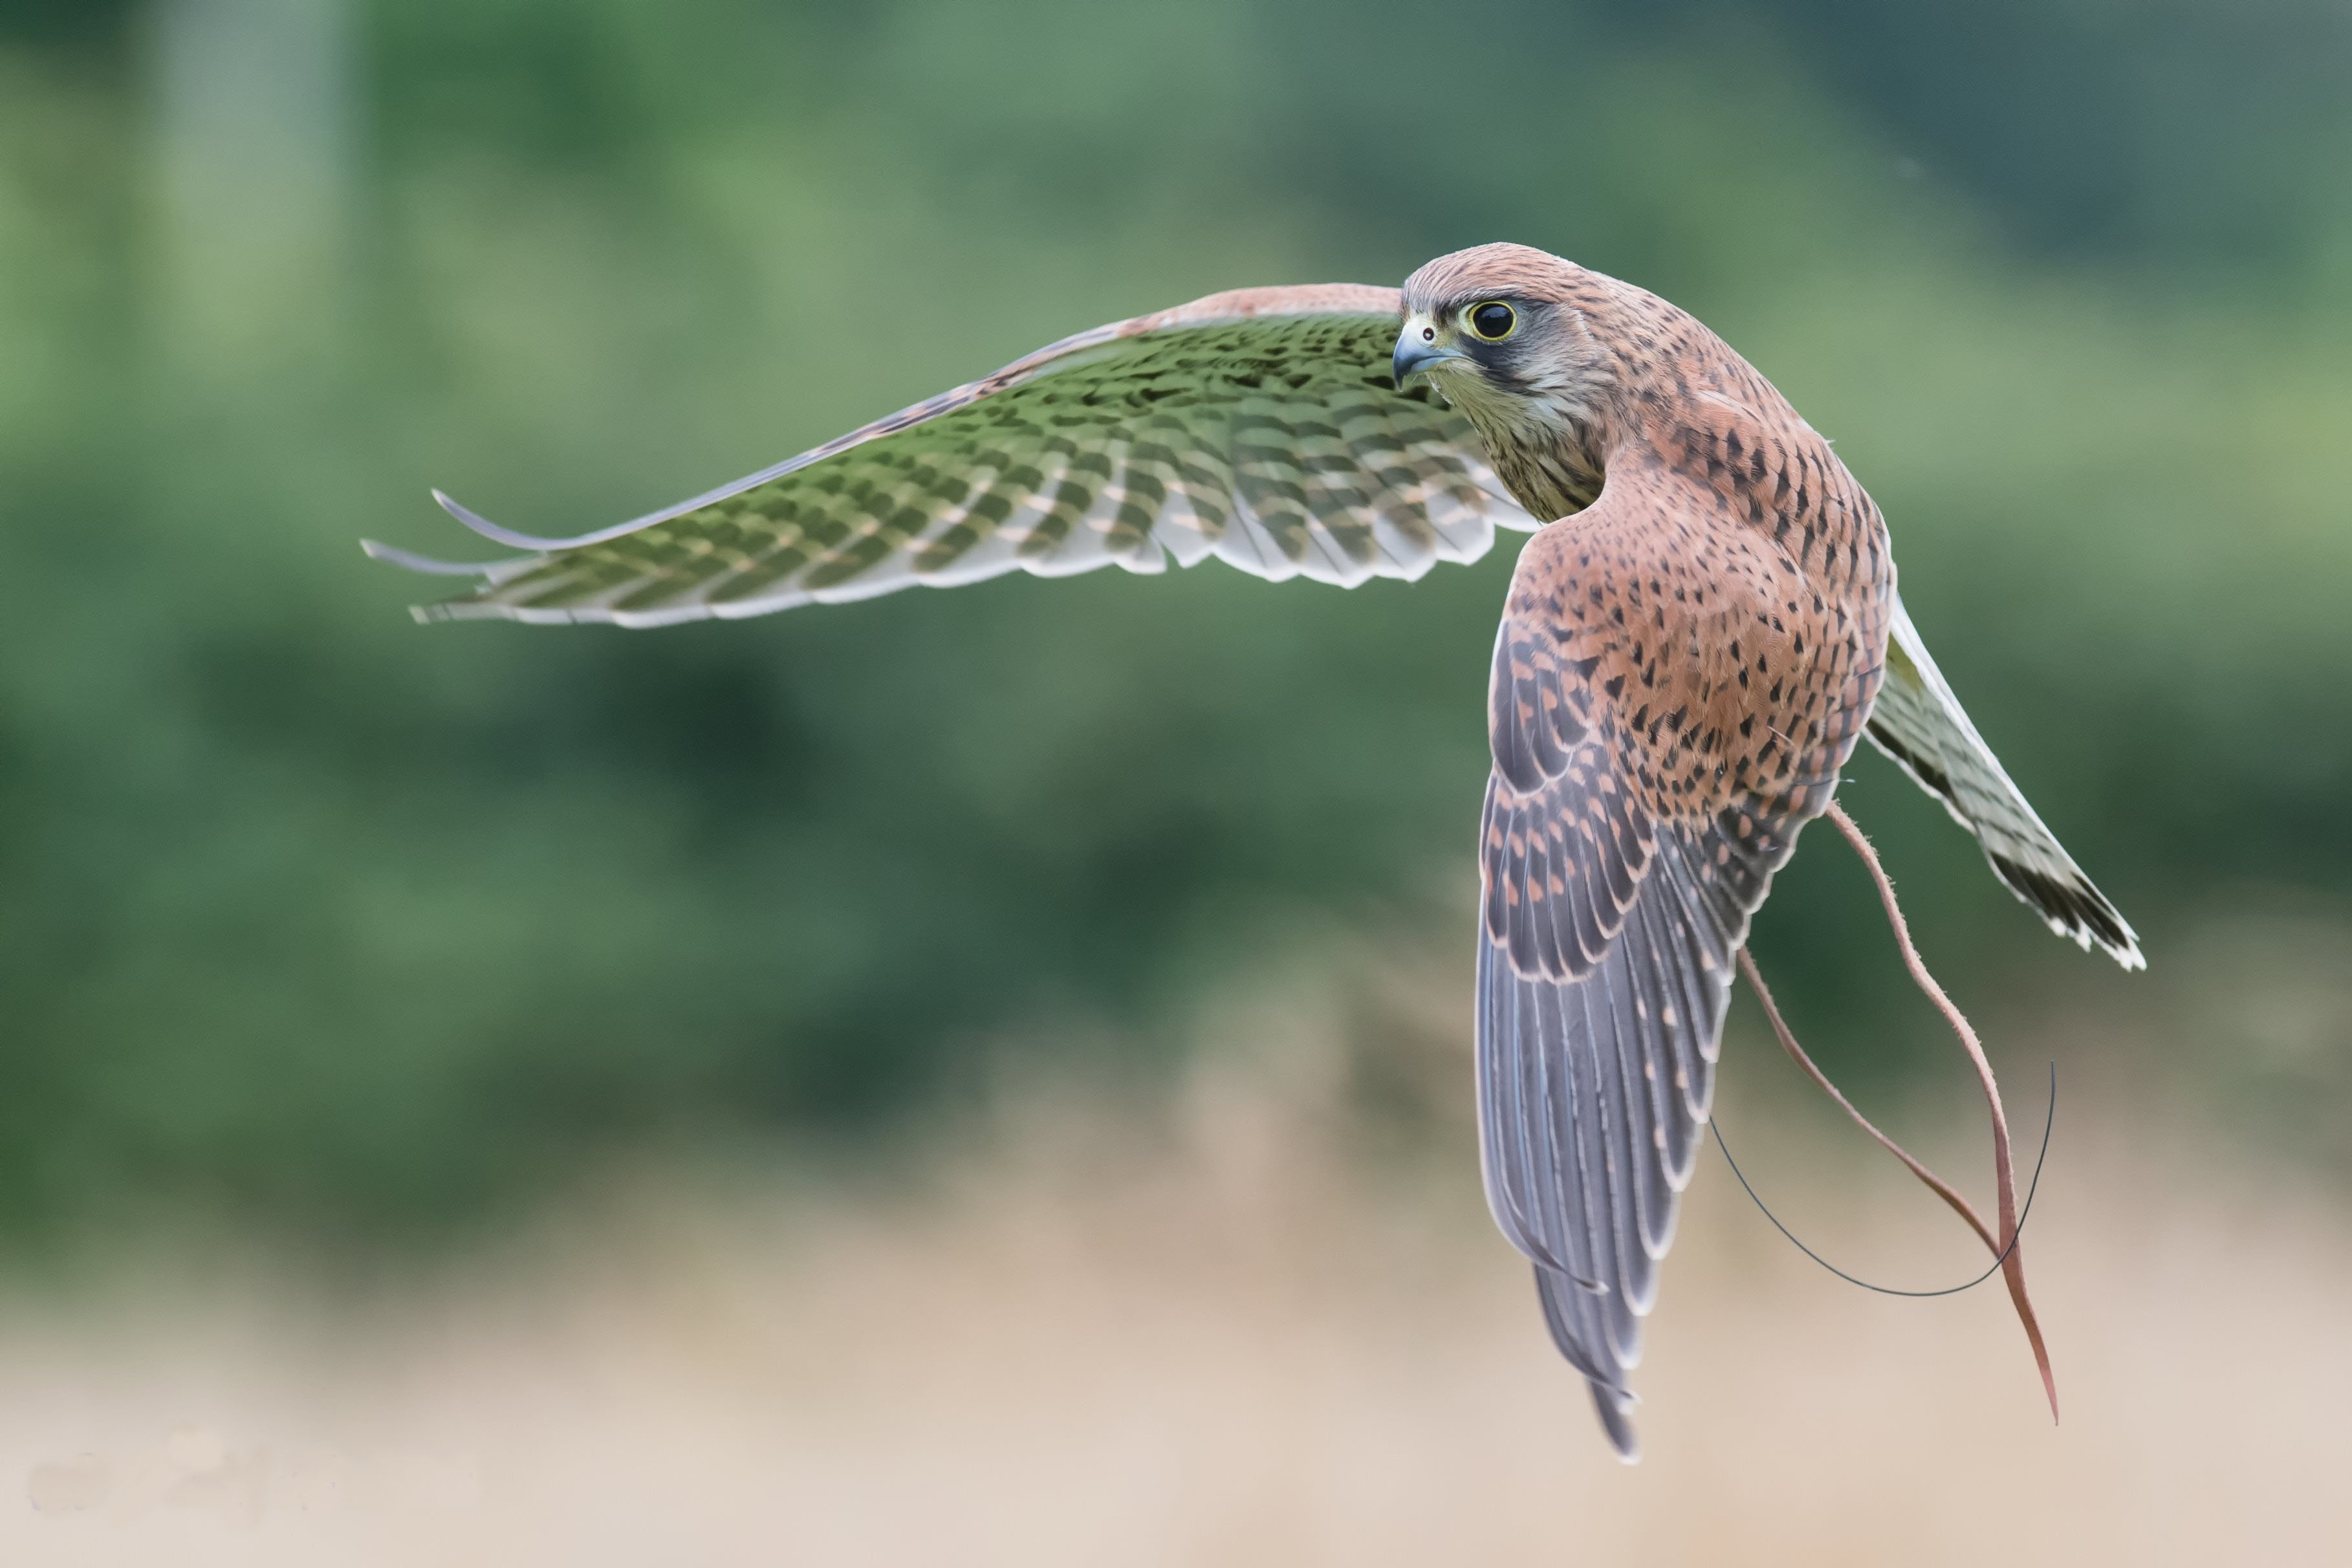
[1469,268,1892,958]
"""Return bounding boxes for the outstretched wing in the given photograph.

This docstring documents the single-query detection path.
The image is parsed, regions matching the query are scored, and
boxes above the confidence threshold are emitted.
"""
[1475,472,1883,1461]
[1864,594,2142,968]
[364,285,1538,626]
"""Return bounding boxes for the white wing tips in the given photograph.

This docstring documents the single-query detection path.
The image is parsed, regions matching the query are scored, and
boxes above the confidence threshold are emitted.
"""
[360,536,505,577]
[1987,851,2146,970]
[1592,1383,1641,1465]
[364,505,556,622]
[430,488,565,550]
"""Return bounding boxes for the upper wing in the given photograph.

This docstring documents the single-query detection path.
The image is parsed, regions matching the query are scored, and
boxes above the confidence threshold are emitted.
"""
[1864,594,2142,968]
[1475,472,1883,1461]
[365,285,1537,626]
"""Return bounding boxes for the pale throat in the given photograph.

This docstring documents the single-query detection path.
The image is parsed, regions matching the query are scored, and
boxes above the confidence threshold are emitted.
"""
[1437,368,1609,523]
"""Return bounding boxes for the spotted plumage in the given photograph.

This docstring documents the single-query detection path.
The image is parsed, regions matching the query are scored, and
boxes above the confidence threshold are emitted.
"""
[369,242,2139,1461]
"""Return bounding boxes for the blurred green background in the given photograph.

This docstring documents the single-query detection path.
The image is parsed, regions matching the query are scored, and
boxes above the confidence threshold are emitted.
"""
[3,0,2348,1245]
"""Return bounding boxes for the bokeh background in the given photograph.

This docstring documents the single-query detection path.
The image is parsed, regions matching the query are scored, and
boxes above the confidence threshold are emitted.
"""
[3,0,2349,1560]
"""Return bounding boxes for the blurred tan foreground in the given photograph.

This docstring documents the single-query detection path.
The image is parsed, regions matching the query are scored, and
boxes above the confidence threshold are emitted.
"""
[3,1035,2347,1567]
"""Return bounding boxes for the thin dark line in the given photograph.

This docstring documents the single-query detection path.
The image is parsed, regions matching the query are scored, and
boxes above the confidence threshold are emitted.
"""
[1710,1062,2056,1298]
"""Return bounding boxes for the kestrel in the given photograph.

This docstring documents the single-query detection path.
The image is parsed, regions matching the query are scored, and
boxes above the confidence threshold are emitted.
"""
[371,243,2140,1461]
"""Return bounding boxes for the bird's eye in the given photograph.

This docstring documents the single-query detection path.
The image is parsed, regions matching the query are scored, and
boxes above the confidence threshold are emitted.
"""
[1466,301,1516,342]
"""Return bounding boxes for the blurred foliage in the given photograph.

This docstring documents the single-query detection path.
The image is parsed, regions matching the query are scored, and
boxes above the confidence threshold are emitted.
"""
[0,0,2347,1241]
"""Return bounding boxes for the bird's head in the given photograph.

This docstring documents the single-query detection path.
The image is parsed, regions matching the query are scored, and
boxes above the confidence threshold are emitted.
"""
[1393,243,1618,443]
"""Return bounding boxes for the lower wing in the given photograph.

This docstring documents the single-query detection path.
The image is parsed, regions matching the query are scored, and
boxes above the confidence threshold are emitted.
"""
[1864,594,2142,968]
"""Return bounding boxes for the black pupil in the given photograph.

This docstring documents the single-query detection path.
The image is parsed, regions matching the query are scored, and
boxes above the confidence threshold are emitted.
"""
[1472,303,1514,338]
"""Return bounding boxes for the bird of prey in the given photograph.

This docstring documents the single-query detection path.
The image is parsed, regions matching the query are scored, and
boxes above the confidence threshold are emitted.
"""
[369,243,2140,1461]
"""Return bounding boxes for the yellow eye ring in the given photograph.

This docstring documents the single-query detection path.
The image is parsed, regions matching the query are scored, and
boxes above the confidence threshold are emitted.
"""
[1465,301,1516,342]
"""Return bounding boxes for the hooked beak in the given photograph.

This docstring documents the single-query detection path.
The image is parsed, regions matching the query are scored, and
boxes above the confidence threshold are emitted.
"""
[1392,324,1465,389]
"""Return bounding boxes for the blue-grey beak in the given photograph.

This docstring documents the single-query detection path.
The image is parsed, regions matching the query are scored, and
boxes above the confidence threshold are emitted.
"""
[1392,328,1462,389]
